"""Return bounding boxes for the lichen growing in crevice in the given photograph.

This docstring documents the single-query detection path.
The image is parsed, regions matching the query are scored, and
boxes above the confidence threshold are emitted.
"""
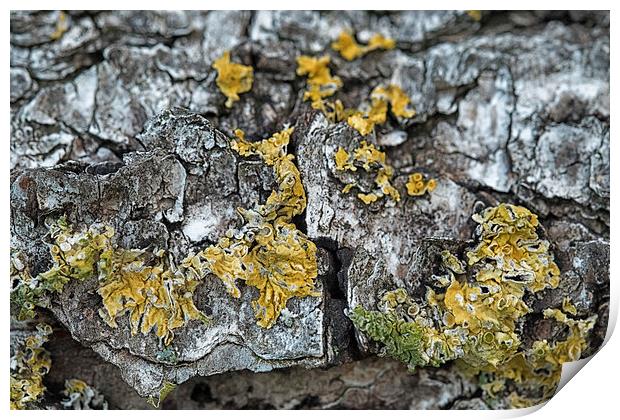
[198,127,319,328]
[296,55,343,111]
[349,203,596,408]
[10,323,52,410]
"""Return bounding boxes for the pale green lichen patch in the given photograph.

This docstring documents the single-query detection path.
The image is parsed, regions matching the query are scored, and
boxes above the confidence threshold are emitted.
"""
[10,323,52,410]
[147,381,176,408]
[349,203,597,408]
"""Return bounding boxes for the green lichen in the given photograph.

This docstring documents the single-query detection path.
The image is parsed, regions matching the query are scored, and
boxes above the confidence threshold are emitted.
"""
[10,323,52,410]
[147,381,176,408]
[349,203,597,408]
[349,306,426,370]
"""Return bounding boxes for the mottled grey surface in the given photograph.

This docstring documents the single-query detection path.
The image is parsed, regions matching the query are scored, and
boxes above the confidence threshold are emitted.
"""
[10,10,609,409]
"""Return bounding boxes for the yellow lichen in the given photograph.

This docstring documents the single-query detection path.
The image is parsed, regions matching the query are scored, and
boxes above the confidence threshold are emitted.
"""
[14,127,319,339]
[212,51,254,108]
[334,140,400,204]
[296,55,343,109]
[174,127,318,329]
[50,11,68,40]
[62,379,108,410]
[406,172,436,197]
[466,10,482,21]
[345,85,414,136]
[27,221,209,345]
[10,323,52,410]
[331,31,395,61]
[349,203,596,408]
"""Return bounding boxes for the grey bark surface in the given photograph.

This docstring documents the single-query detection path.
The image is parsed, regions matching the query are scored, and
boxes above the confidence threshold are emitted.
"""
[10,10,609,409]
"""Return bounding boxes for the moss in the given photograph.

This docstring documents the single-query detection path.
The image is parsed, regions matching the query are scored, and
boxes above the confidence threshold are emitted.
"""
[348,203,597,408]
[212,51,254,108]
[10,323,52,410]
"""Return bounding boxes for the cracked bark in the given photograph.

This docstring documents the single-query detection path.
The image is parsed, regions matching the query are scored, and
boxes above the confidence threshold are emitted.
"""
[10,10,609,409]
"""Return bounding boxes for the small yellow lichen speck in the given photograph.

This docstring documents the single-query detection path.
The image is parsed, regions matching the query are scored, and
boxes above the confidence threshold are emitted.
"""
[466,10,482,21]
[406,172,436,197]
[50,11,68,40]
[334,141,400,204]
[331,31,395,61]
[10,324,52,410]
[212,51,254,108]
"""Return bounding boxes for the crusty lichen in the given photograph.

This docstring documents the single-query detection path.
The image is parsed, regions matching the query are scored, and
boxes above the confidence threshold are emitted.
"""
[12,126,319,341]
[10,323,52,410]
[61,379,108,410]
[212,51,254,108]
[331,31,395,61]
[349,203,597,408]
[334,141,400,204]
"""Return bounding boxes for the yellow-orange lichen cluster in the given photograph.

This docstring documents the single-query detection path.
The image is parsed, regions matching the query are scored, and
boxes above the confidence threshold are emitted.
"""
[212,51,254,108]
[331,31,395,61]
[334,141,400,204]
[10,324,52,410]
[196,127,319,328]
[350,204,596,408]
[406,173,437,196]
[14,127,318,339]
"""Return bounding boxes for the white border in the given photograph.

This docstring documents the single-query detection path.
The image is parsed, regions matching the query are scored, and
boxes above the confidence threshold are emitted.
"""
[3,2,618,417]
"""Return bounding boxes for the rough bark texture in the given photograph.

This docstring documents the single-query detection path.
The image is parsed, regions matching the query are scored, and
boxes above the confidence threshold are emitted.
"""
[10,10,609,409]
